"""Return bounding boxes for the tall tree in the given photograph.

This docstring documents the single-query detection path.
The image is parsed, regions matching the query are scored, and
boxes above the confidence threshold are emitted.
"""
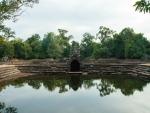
[57,29,72,58]
[96,26,115,43]
[26,34,42,58]
[12,38,29,59]
[42,32,62,59]
[0,36,14,59]
[80,33,95,58]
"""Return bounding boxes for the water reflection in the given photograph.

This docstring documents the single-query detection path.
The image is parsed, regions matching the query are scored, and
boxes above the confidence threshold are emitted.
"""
[96,79,115,97]
[69,76,82,91]
[0,75,149,97]
[0,102,17,113]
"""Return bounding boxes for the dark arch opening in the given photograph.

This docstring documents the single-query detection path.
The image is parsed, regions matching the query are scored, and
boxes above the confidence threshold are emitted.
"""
[70,60,80,72]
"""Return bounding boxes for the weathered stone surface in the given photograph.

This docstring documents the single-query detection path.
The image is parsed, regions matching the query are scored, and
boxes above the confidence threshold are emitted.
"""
[0,59,150,82]
[0,65,21,81]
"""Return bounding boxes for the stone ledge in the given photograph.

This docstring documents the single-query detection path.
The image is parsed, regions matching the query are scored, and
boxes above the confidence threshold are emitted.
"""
[0,61,150,82]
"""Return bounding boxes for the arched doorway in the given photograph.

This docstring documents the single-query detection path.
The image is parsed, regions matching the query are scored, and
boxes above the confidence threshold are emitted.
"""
[70,60,80,72]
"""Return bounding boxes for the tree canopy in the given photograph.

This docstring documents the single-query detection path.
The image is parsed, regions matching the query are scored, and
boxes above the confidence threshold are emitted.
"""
[0,27,150,60]
[0,1,150,60]
[134,0,150,13]
[0,0,39,38]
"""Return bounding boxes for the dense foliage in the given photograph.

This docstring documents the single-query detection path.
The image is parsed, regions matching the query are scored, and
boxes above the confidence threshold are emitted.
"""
[0,1,149,60]
[0,29,72,60]
[0,27,150,60]
[134,0,150,13]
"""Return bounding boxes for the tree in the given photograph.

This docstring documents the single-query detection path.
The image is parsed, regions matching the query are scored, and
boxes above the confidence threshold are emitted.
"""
[57,29,72,58]
[42,32,62,59]
[125,33,149,59]
[96,26,115,43]
[26,34,42,59]
[92,26,116,59]
[80,33,95,58]
[113,34,125,59]
[112,28,150,59]
[12,39,28,59]
[93,27,150,59]
[0,37,7,58]
[0,0,39,38]
[0,36,14,59]
[94,46,110,58]
[112,28,136,59]
[134,0,150,13]
[93,38,115,59]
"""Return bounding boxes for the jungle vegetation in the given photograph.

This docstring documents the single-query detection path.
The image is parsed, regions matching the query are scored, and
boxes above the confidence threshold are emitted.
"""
[0,27,150,60]
[0,0,150,60]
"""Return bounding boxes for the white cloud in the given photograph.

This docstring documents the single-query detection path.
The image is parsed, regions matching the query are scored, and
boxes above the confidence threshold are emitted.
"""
[6,0,150,41]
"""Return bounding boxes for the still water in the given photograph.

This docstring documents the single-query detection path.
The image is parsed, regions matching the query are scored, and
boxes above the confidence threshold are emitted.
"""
[0,75,150,113]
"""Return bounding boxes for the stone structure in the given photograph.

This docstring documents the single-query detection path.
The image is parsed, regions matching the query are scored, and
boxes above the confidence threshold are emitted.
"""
[0,47,150,81]
[69,43,81,72]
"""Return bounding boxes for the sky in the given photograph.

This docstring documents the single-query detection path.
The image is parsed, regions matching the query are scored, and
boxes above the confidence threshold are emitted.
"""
[6,0,150,42]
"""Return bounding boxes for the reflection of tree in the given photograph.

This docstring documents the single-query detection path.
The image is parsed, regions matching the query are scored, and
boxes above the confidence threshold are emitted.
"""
[28,80,41,89]
[83,80,95,89]
[0,102,17,113]
[59,85,68,93]
[96,79,115,97]
[108,78,148,96]
[11,80,24,88]
[43,79,68,93]
[0,75,149,97]
[43,80,56,91]
[0,83,6,92]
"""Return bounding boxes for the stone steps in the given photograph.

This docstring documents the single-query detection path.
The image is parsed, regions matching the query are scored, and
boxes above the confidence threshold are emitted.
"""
[17,66,68,73]
[0,65,20,80]
[0,62,149,79]
[0,70,20,76]
[0,70,20,79]
[0,67,18,73]
[130,65,150,76]
[24,70,66,73]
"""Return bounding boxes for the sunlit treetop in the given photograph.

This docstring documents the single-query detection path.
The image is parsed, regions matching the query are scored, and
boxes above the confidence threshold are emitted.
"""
[134,0,150,13]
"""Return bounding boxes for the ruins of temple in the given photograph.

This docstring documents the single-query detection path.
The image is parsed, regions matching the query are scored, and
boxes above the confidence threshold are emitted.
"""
[0,46,150,82]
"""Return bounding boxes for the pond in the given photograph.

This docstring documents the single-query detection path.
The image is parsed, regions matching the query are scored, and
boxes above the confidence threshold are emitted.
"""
[0,75,150,113]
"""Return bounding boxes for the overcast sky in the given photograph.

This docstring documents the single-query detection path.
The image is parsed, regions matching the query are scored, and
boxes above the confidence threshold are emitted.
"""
[6,0,150,41]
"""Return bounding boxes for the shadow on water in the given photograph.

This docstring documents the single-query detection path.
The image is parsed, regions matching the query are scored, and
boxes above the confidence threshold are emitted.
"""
[69,76,82,91]
[0,74,149,97]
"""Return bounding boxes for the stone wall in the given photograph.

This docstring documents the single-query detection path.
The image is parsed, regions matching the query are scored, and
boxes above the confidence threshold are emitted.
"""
[81,63,150,78]
[0,59,150,81]
[14,60,150,77]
